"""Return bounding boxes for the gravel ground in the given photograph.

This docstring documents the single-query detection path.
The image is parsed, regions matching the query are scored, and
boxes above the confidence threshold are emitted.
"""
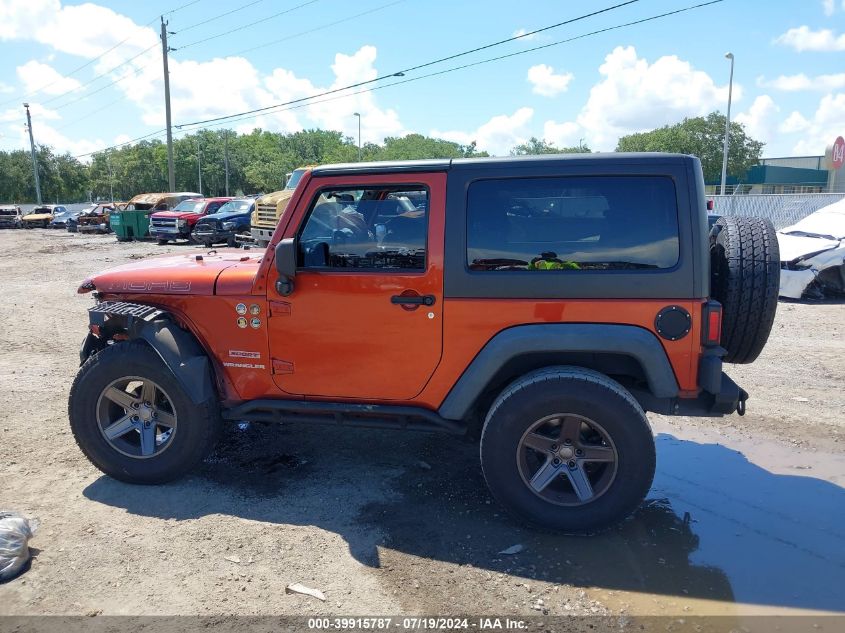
[0,229,842,622]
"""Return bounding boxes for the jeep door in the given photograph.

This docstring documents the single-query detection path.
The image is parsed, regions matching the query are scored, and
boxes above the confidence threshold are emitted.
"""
[267,172,445,401]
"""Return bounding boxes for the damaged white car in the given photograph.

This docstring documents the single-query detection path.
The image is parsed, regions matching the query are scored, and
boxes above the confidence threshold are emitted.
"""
[778,199,845,299]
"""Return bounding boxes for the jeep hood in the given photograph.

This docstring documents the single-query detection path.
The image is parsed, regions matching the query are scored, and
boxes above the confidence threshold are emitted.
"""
[85,251,262,296]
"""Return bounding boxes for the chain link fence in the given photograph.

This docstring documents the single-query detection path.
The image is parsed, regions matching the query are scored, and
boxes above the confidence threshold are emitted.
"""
[708,193,845,230]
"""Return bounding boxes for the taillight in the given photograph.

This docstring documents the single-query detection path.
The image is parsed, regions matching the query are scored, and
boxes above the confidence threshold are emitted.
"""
[703,300,722,346]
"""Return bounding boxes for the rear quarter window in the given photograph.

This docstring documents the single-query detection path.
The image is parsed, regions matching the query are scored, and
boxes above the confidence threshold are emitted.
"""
[466,176,679,271]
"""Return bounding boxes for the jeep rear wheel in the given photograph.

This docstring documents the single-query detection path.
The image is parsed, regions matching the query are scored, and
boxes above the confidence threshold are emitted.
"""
[710,216,780,364]
[480,367,655,533]
[68,341,221,484]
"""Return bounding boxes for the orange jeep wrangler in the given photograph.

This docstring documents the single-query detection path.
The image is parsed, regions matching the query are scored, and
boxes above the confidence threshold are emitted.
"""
[70,155,779,532]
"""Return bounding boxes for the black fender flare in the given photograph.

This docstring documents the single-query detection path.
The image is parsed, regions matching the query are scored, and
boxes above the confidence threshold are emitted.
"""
[82,301,215,405]
[437,323,679,421]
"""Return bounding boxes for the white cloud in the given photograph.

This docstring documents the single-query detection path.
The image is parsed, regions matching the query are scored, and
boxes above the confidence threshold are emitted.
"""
[526,64,573,97]
[16,60,82,96]
[0,81,13,94]
[823,0,835,15]
[542,120,581,148]
[0,102,60,123]
[775,25,845,51]
[512,28,537,41]
[759,72,845,92]
[574,46,735,149]
[734,95,780,145]
[779,111,810,134]
[431,107,534,156]
[789,93,845,154]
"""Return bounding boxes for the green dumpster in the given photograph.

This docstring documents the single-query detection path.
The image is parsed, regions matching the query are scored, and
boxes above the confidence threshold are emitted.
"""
[111,208,152,242]
[114,192,201,241]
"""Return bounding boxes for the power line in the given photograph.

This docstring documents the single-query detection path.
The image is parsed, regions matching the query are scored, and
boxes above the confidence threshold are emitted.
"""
[41,43,159,110]
[219,0,407,59]
[175,0,322,51]
[175,0,267,33]
[2,0,203,107]
[74,128,167,159]
[188,0,725,132]
[176,0,643,130]
[48,60,159,112]
[73,0,724,158]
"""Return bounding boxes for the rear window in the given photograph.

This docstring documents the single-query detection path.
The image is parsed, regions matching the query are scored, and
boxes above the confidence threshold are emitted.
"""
[466,176,679,271]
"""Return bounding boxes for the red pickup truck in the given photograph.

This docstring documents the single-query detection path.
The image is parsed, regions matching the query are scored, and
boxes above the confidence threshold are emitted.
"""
[149,197,232,244]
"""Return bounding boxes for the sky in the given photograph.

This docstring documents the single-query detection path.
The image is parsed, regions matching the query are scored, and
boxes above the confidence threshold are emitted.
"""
[0,0,843,161]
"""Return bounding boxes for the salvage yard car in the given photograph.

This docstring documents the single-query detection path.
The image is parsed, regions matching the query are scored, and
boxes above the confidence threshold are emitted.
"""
[778,198,845,299]
[149,197,231,245]
[70,154,780,533]
[22,204,65,228]
[192,198,256,247]
[0,204,23,229]
[49,206,82,229]
[72,202,123,234]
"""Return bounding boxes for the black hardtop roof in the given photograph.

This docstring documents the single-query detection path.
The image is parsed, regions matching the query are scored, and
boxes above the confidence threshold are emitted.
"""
[311,153,697,176]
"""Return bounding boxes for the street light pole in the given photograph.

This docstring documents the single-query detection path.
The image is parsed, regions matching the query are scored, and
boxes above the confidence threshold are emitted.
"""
[720,52,735,196]
[353,112,361,161]
[23,103,42,205]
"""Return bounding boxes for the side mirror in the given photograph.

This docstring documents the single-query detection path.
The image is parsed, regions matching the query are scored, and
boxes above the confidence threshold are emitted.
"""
[274,238,297,296]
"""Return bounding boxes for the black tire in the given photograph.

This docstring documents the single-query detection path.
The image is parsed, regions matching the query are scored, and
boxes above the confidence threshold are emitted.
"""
[226,236,237,248]
[710,216,780,364]
[156,238,168,246]
[68,341,221,484]
[480,366,655,533]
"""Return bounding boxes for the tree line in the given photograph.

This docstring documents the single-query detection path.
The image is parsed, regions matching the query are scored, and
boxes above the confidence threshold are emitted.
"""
[0,112,760,203]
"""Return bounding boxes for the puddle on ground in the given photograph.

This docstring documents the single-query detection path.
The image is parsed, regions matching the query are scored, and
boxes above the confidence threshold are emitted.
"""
[357,419,845,617]
[585,420,845,615]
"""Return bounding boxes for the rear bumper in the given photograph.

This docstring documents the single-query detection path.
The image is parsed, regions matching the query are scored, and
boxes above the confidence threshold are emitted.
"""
[633,372,748,417]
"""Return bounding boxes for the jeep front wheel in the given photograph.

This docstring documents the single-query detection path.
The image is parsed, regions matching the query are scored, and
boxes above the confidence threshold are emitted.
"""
[480,366,655,533]
[68,341,221,484]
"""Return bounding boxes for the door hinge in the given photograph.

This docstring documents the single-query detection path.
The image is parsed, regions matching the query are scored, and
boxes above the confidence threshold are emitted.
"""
[269,300,291,316]
[272,358,294,374]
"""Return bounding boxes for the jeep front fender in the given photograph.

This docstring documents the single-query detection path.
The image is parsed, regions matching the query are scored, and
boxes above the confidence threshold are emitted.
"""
[84,301,215,405]
[438,323,679,421]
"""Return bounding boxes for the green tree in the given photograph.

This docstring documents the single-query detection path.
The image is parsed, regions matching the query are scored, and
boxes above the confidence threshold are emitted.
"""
[511,137,591,155]
[615,112,763,183]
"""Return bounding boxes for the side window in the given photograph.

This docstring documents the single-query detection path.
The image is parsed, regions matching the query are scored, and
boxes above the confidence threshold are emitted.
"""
[298,186,428,270]
[466,176,679,271]
[206,202,222,214]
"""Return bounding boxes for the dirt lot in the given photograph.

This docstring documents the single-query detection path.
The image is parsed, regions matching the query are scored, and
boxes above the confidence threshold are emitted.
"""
[0,229,843,623]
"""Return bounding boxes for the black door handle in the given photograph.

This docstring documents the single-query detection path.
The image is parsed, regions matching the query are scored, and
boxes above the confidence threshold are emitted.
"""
[391,294,436,306]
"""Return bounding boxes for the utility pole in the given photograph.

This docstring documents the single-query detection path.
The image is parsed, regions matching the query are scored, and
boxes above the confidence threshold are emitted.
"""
[224,131,230,196]
[23,103,42,205]
[160,17,175,192]
[197,136,202,195]
[720,52,735,196]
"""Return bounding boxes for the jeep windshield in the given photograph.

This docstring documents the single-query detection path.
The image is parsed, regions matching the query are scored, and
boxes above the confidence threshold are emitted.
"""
[285,168,307,191]
[172,200,206,214]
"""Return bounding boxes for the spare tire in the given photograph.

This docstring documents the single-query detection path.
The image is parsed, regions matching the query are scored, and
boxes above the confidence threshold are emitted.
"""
[710,216,780,364]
